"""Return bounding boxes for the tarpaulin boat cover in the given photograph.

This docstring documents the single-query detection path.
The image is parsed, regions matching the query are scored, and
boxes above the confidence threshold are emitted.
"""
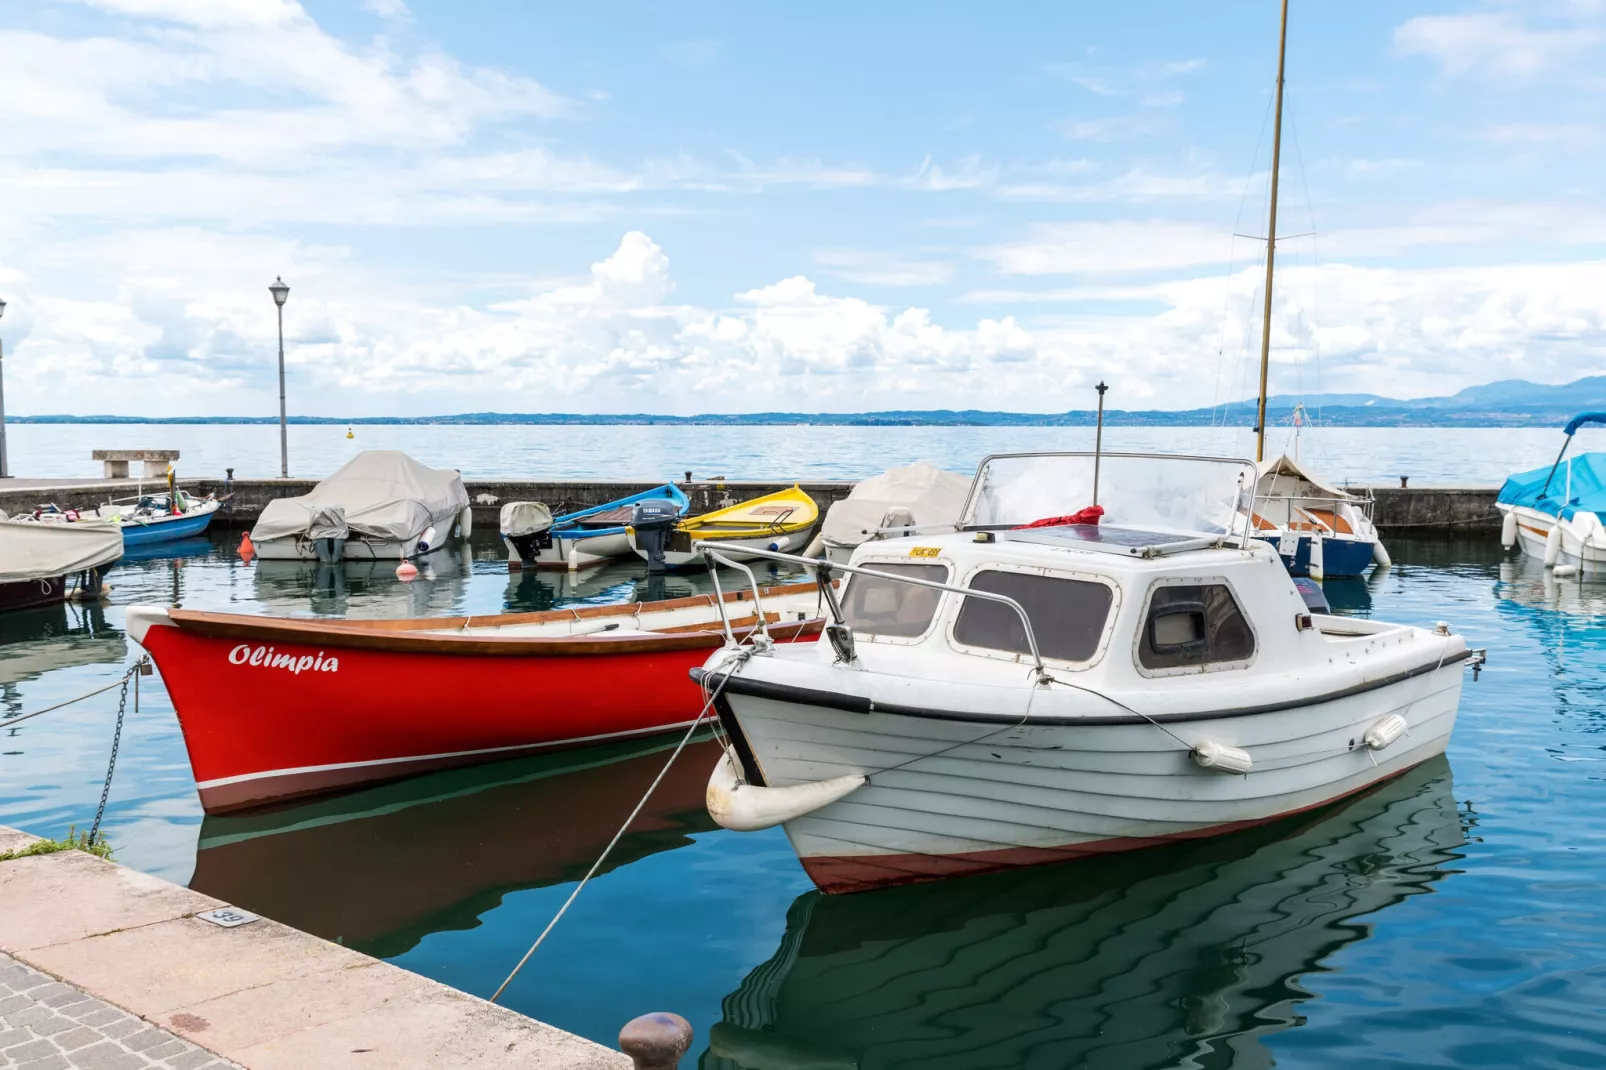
[252,451,469,544]
[0,520,124,584]
[500,501,554,537]
[1254,455,1355,501]
[1499,452,1606,520]
[822,461,970,547]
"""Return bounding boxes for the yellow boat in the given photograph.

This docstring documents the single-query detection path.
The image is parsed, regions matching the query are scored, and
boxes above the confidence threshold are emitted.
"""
[629,486,819,569]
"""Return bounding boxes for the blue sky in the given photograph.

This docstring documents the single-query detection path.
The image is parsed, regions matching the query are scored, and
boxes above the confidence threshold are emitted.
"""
[1,0,1603,416]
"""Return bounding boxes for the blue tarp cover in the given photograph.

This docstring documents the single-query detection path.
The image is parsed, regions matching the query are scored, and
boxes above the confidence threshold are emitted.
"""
[1499,452,1606,519]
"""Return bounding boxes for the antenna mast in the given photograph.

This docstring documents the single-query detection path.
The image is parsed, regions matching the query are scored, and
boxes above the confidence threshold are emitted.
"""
[1255,0,1289,464]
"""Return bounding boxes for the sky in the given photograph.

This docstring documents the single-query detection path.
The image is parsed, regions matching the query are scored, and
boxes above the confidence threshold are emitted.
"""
[1,0,1604,417]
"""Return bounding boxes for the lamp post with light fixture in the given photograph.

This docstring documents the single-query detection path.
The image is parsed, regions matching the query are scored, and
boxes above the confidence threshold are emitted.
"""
[0,296,9,479]
[269,276,289,478]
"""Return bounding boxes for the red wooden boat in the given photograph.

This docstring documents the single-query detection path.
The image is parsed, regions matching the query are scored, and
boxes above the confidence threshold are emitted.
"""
[127,582,823,814]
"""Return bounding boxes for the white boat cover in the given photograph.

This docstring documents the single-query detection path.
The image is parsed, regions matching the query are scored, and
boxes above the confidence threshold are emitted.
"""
[251,451,469,545]
[0,520,124,584]
[822,461,970,547]
[499,501,554,537]
[1255,455,1354,500]
[306,504,348,541]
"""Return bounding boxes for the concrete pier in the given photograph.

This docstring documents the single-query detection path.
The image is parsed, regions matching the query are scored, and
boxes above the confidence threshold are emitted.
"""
[0,477,1503,534]
[0,827,628,1069]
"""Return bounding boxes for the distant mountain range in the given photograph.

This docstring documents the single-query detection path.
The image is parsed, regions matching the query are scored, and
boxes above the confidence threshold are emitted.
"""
[15,376,1606,428]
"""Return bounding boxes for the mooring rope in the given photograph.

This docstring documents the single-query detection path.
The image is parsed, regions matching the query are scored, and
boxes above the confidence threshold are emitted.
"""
[0,659,148,729]
[489,646,753,1004]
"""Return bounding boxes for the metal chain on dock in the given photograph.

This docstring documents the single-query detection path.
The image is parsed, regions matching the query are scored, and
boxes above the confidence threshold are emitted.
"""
[489,647,752,1005]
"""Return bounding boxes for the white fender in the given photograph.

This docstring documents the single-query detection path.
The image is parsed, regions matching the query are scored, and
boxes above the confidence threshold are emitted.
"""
[567,542,579,572]
[1364,713,1409,750]
[1371,539,1393,569]
[457,505,473,540]
[1500,510,1518,550]
[706,751,866,832]
[801,532,825,559]
[1544,524,1563,568]
[1191,740,1252,774]
[1307,534,1324,581]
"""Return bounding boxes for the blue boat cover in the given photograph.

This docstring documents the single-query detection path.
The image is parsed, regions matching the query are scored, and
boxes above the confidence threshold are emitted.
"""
[1498,452,1606,519]
[1565,412,1606,436]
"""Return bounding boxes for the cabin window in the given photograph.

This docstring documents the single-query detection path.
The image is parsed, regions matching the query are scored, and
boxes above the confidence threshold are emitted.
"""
[952,570,1113,663]
[841,563,949,638]
[1138,583,1255,671]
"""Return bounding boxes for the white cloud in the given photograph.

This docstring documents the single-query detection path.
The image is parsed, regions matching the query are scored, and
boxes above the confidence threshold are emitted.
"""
[812,250,957,287]
[976,220,1233,276]
[1394,11,1601,78]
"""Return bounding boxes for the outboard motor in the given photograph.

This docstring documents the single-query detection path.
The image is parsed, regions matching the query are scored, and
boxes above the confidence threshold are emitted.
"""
[1292,576,1330,614]
[499,502,555,569]
[632,498,682,573]
[307,504,348,564]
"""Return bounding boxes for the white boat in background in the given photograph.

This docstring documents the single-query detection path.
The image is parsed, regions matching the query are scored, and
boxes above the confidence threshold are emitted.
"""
[1497,412,1606,576]
[695,451,1477,893]
[816,460,969,564]
[250,451,471,562]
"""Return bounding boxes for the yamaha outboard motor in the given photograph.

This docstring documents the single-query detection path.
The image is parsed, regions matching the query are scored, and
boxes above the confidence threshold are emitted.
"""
[632,498,682,573]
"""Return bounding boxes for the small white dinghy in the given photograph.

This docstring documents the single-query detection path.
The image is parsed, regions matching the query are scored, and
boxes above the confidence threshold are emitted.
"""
[694,451,1480,893]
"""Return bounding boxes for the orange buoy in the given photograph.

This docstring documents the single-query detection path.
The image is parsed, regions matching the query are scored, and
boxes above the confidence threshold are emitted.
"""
[238,533,255,562]
[395,560,419,581]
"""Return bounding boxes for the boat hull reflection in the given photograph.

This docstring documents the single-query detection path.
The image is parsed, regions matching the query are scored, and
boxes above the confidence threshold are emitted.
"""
[707,757,1464,1070]
[189,736,720,957]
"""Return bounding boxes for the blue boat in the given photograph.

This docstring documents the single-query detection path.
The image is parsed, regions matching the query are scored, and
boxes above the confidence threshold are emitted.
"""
[1497,412,1606,575]
[500,483,690,570]
[33,491,222,553]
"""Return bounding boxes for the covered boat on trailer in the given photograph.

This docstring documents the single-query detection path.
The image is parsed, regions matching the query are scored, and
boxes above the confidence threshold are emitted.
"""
[0,519,123,612]
[126,580,825,813]
[696,452,1477,893]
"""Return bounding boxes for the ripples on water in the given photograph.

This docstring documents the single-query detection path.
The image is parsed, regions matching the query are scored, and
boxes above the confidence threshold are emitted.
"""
[12,423,1606,484]
[2,532,1605,1067]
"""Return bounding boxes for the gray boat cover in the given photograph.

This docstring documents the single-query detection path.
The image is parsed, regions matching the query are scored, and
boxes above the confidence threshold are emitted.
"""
[0,520,124,584]
[499,501,554,537]
[822,461,970,547]
[251,451,468,545]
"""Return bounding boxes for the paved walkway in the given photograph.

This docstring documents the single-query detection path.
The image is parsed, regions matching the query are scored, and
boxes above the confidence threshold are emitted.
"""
[1,952,240,1069]
[0,827,628,1069]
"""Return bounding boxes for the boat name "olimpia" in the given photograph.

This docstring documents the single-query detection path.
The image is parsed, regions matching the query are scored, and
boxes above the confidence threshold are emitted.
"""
[227,645,340,673]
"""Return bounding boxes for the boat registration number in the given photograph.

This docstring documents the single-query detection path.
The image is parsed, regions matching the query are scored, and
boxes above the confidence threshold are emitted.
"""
[908,546,940,558]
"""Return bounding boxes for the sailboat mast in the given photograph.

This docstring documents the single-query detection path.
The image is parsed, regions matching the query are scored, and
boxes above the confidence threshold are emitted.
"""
[1255,0,1289,464]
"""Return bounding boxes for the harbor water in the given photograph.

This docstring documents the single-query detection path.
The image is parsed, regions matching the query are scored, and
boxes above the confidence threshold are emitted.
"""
[2,528,1603,1067]
[10,422,1606,485]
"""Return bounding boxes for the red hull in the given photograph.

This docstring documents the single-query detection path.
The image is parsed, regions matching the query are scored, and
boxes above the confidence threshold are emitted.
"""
[141,606,816,813]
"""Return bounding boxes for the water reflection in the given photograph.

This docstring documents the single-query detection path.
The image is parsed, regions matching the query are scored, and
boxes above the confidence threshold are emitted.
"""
[0,602,126,713]
[189,735,721,958]
[704,758,1463,1070]
[250,546,477,618]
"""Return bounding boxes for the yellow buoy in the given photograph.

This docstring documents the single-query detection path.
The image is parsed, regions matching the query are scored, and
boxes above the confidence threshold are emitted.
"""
[346,427,354,439]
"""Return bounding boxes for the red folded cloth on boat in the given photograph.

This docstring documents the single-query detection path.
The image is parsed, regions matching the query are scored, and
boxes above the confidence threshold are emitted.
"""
[1014,505,1103,529]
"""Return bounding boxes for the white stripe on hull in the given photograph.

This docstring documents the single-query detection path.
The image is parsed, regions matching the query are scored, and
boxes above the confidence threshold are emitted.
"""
[725,666,1463,866]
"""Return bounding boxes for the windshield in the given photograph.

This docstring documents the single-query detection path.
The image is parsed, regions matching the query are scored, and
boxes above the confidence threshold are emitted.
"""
[961,452,1256,535]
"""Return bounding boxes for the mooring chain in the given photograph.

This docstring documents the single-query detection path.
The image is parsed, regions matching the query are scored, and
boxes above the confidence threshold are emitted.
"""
[87,665,138,843]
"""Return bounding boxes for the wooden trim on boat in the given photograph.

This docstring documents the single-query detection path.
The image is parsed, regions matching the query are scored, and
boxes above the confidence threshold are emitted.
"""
[165,608,824,657]
[695,647,1471,727]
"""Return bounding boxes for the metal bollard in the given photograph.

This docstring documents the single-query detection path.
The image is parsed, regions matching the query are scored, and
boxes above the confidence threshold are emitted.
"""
[619,1012,692,1069]
[1399,475,1409,488]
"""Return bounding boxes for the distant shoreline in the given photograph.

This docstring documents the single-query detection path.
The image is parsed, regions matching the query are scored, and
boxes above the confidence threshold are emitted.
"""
[3,412,1578,428]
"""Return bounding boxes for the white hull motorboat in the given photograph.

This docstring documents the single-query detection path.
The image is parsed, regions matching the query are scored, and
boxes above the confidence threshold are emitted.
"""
[1498,414,1606,577]
[697,451,1478,893]
[527,531,632,571]
[250,530,455,562]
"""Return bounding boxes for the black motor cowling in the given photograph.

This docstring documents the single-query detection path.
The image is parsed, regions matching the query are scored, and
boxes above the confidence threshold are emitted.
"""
[1292,576,1331,614]
[508,529,553,566]
[632,498,682,573]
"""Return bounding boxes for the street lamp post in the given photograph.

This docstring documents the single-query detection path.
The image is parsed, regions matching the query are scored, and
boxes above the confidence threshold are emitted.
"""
[269,277,290,478]
[0,297,10,479]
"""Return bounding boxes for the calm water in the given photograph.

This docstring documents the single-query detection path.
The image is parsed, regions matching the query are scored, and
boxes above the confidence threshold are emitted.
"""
[3,531,1606,1068]
[11,422,1606,485]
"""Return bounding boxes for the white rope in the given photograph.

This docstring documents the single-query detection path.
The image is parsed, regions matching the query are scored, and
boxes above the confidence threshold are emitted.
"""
[489,646,752,1004]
